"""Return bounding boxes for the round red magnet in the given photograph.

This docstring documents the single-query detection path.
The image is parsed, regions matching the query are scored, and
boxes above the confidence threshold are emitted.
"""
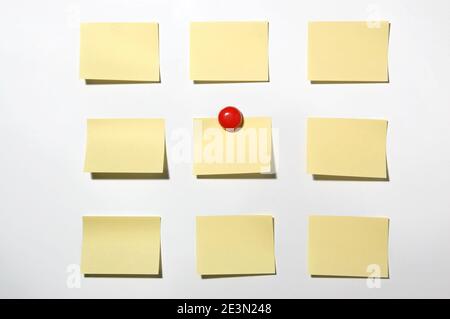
[218,106,243,131]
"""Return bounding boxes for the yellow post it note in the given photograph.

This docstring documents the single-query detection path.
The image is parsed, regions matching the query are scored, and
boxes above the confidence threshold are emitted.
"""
[308,21,390,82]
[80,23,160,82]
[190,22,269,82]
[81,216,161,275]
[196,215,275,275]
[84,119,165,173]
[308,215,389,278]
[307,118,388,178]
[193,117,272,175]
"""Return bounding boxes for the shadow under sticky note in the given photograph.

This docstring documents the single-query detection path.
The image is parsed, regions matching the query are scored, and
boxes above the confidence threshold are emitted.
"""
[201,273,276,279]
[307,118,388,179]
[308,215,389,278]
[190,21,269,82]
[308,21,390,82]
[197,173,276,179]
[84,119,166,174]
[313,163,389,182]
[196,215,276,276]
[193,80,269,84]
[81,216,162,276]
[193,117,273,177]
[310,80,389,84]
[85,79,160,85]
[80,23,160,82]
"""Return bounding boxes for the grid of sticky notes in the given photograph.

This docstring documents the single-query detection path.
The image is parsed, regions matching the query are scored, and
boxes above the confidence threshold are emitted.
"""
[193,117,272,175]
[79,21,390,82]
[308,21,390,82]
[79,20,392,279]
[80,214,389,277]
[80,23,160,82]
[81,216,161,275]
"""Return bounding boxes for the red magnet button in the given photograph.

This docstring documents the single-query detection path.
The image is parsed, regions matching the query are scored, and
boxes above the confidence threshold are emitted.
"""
[218,106,243,131]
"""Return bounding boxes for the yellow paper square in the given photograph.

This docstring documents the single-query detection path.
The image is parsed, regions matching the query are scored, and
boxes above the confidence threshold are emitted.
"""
[190,22,269,81]
[308,215,389,278]
[307,118,387,178]
[196,215,275,275]
[84,119,165,173]
[81,216,161,275]
[80,23,160,82]
[193,117,272,175]
[308,21,389,82]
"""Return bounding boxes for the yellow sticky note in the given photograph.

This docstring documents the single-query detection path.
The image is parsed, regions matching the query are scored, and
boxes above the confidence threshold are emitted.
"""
[193,117,272,175]
[81,216,161,275]
[84,119,165,173]
[80,23,160,82]
[307,118,387,178]
[190,22,269,82]
[308,21,390,82]
[309,215,389,278]
[196,215,275,275]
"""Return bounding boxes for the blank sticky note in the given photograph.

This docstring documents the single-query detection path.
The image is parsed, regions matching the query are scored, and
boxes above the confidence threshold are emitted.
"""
[196,215,275,275]
[308,21,390,82]
[84,119,165,173]
[81,216,161,275]
[309,215,389,278]
[307,118,387,178]
[80,23,160,82]
[190,22,269,82]
[193,117,272,175]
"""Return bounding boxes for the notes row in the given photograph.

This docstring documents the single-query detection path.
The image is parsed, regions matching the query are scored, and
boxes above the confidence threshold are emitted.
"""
[80,21,390,83]
[84,118,388,179]
[81,215,389,278]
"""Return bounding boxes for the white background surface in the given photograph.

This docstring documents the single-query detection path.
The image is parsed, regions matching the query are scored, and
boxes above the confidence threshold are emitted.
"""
[1,0,449,298]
